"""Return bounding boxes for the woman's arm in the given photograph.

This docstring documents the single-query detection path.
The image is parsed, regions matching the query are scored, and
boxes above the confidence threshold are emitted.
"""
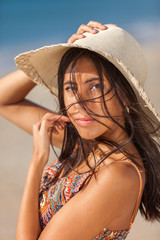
[15,113,70,240]
[15,156,43,240]
[0,70,64,148]
[15,115,50,240]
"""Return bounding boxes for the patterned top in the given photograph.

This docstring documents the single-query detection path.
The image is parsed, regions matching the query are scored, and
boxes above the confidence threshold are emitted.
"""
[39,158,141,239]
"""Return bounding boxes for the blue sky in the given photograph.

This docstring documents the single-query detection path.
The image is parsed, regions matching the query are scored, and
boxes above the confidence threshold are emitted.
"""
[1,0,160,47]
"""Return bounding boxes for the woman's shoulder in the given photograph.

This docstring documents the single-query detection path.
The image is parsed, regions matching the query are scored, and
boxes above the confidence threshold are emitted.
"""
[90,145,145,204]
[97,144,144,184]
[76,150,144,230]
[96,157,141,189]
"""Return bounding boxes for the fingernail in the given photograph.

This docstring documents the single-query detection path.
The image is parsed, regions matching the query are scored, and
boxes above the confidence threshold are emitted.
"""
[80,34,85,38]
[102,25,107,29]
[92,29,98,33]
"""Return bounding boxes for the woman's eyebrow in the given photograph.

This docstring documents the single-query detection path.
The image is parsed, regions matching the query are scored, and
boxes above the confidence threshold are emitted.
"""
[64,80,77,86]
[85,78,100,84]
[64,78,100,86]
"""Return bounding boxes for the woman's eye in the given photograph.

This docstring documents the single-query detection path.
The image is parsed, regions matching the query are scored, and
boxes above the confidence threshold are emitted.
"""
[90,84,101,90]
[65,86,77,92]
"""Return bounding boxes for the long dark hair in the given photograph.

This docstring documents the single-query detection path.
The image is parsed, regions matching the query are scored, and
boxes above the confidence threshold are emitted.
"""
[49,47,160,221]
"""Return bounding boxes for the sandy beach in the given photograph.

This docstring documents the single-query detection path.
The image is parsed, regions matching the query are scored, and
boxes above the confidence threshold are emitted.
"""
[0,42,160,240]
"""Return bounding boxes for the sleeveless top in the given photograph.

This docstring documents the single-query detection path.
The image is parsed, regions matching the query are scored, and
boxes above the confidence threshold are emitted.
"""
[39,157,143,240]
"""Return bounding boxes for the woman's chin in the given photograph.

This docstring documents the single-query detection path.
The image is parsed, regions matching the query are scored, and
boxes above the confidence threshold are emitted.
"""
[72,121,109,140]
[77,130,102,140]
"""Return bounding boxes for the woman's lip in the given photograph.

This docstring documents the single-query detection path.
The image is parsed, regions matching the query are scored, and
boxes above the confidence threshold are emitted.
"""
[75,118,95,126]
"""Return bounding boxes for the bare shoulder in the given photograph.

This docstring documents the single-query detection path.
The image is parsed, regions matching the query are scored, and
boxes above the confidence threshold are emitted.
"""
[93,159,141,194]
[76,157,143,230]
[87,158,144,229]
[94,144,145,193]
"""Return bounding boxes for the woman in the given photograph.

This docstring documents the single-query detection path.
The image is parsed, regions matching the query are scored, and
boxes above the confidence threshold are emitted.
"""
[0,21,160,240]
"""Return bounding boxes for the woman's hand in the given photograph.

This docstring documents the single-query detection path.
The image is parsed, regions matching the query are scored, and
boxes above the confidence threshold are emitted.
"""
[68,21,117,44]
[32,113,70,167]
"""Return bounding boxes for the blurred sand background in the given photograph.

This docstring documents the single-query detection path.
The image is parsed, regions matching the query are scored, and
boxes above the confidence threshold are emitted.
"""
[0,1,160,239]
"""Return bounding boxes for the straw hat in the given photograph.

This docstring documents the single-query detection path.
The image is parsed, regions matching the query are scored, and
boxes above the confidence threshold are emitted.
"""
[15,25,160,124]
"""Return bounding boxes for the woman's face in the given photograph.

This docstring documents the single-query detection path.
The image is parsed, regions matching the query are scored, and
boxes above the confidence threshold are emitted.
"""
[63,56,125,141]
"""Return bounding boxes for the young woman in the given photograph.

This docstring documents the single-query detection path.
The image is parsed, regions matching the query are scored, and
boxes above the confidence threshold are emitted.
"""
[0,21,160,240]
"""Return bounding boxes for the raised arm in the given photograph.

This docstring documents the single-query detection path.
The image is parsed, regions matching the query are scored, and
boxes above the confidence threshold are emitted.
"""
[0,70,64,148]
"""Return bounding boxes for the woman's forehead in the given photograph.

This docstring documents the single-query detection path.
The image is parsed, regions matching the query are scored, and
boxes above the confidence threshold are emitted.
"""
[64,56,105,83]
[64,56,109,84]
[65,56,97,73]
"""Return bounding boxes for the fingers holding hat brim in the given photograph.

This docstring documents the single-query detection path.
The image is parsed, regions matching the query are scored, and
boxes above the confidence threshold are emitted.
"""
[87,21,108,29]
[68,21,118,44]
[68,24,100,44]
[68,33,86,44]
